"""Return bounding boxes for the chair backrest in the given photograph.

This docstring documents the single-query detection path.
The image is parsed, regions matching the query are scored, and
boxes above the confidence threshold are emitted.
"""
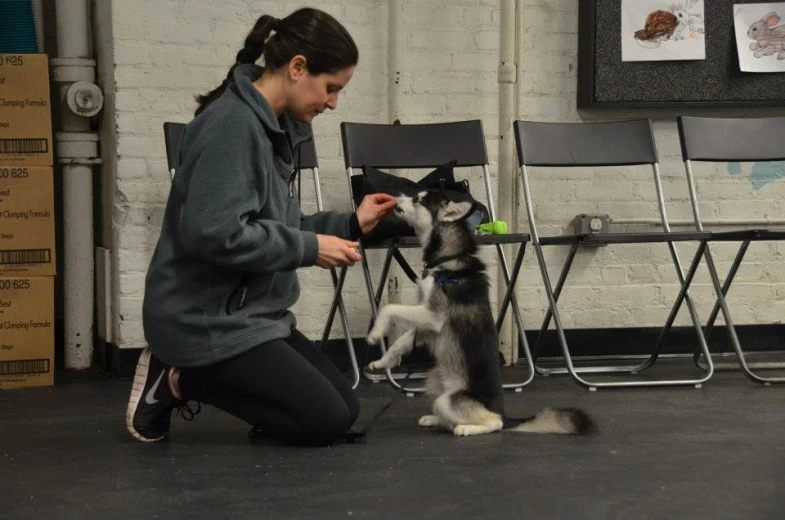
[294,136,318,170]
[676,116,785,232]
[513,120,658,167]
[163,122,187,177]
[341,120,489,169]
[340,120,497,220]
[677,116,785,163]
[513,119,670,240]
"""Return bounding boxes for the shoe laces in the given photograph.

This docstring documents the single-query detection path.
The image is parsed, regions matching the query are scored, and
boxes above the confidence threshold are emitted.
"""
[176,401,202,421]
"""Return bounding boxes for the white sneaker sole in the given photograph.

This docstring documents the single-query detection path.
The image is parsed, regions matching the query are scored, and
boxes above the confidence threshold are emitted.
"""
[126,348,165,442]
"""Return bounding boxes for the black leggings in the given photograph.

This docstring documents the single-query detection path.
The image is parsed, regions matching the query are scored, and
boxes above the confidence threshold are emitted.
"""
[177,328,359,447]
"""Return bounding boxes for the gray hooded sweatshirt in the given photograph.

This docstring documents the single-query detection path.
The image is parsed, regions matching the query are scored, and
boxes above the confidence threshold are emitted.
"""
[142,64,354,367]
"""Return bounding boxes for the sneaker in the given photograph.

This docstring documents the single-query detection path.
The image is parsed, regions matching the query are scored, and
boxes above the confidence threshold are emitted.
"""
[126,347,178,442]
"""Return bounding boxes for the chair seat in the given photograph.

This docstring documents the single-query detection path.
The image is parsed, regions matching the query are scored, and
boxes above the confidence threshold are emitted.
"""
[539,235,579,246]
[363,232,530,249]
[709,229,785,242]
[538,231,711,246]
[582,231,711,244]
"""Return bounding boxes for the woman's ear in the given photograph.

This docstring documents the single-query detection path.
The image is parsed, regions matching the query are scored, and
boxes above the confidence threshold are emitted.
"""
[288,55,308,80]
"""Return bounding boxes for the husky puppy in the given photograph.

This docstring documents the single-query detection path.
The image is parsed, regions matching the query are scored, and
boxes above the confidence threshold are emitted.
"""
[366,191,592,437]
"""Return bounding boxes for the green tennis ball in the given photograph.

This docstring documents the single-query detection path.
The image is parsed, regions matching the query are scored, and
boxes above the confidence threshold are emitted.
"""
[477,220,508,234]
[492,220,508,234]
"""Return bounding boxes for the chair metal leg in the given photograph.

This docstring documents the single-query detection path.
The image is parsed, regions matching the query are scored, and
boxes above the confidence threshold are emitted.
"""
[703,240,750,338]
[533,240,714,390]
[494,242,535,389]
[361,245,426,395]
[533,242,579,361]
[698,244,785,385]
[311,167,360,388]
[619,239,716,375]
[532,242,654,376]
[692,241,747,368]
[640,242,713,372]
[320,266,361,389]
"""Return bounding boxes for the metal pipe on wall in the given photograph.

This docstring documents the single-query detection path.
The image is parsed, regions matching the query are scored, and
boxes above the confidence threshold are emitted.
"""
[497,0,517,363]
[52,0,103,369]
[389,0,403,125]
[611,218,785,226]
[385,0,405,343]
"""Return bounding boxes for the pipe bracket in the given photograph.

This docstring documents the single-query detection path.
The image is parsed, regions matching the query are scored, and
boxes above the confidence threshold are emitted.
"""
[498,61,517,84]
[51,57,96,83]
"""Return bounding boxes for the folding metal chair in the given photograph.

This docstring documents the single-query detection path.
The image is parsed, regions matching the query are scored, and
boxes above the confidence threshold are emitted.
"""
[162,122,362,388]
[324,120,534,395]
[513,119,715,390]
[677,115,785,385]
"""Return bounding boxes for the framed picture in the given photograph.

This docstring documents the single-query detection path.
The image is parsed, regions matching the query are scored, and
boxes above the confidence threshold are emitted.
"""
[578,0,785,108]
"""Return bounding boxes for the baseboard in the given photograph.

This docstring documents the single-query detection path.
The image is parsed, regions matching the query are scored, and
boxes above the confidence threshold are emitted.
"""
[94,339,145,379]
[528,324,785,359]
[94,324,785,378]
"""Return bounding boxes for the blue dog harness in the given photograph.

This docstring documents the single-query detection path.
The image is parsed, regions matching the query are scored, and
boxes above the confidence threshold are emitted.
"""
[421,253,472,289]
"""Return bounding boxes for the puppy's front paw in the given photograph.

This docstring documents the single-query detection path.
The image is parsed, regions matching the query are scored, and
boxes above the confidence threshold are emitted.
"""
[366,323,385,346]
[366,359,387,373]
[367,352,401,371]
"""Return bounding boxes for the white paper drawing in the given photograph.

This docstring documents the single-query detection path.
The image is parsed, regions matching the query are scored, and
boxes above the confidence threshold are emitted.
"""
[622,0,706,62]
[734,3,785,72]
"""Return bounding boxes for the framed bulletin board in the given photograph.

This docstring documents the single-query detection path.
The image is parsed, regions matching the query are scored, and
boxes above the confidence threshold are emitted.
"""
[578,0,785,108]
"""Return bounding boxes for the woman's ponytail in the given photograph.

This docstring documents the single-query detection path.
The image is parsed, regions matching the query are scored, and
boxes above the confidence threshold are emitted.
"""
[194,15,279,116]
[194,8,358,117]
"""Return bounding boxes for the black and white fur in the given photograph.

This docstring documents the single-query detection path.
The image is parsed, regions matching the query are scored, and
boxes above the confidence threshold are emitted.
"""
[366,191,592,437]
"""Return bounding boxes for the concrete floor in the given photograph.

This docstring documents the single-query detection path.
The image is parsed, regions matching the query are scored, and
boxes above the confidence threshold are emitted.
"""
[1,364,784,520]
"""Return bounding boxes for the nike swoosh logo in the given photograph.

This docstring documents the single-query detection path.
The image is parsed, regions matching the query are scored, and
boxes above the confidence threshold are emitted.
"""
[144,370,165,405]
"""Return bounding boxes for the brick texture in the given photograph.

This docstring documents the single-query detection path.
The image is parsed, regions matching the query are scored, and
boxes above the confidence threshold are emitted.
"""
[98,0,785,350]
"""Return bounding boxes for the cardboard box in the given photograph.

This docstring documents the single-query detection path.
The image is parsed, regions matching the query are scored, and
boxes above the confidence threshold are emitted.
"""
[0,165,55,276]
[0,54,53,166]
[0,276,54,389]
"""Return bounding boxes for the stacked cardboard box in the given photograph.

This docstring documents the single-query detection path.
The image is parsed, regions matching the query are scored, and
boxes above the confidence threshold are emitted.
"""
[0,54,55,389]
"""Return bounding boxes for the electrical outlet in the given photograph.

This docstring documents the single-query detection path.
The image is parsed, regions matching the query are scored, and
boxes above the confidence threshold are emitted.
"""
[574,214,610,236]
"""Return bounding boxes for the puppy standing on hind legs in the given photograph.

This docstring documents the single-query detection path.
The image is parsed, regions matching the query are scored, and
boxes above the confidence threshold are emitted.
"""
[366,191,593,437]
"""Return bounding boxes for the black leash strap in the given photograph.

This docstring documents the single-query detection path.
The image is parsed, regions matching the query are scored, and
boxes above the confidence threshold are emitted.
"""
[392,248,419,284]
[343,368,416,444]
[343,399,396,444]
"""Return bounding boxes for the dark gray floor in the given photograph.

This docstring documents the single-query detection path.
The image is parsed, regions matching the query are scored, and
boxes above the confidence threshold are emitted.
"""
[1,364,784,520]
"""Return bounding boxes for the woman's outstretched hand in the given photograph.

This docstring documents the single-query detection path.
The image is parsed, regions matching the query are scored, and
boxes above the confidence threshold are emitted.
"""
[356,193,397,235]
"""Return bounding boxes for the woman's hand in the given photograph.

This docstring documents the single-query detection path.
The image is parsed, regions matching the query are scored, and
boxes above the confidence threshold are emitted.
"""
[316,235,362,268]
[356,193,397,235]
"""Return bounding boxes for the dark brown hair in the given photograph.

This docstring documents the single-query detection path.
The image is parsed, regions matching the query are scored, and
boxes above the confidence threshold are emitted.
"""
[194,8,358,116]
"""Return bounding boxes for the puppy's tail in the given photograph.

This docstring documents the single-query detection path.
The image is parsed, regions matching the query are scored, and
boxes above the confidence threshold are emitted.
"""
[504,407,593,435]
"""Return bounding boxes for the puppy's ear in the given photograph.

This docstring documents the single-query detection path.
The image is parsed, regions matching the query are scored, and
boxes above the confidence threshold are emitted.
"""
[439,201,474,222]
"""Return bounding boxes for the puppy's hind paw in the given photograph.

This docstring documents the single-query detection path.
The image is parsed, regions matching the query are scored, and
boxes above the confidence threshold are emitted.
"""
[418,415,441,428]
[453,424,495,437]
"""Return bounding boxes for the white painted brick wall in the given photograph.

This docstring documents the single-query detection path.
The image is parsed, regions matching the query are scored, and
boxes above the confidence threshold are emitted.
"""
[102,0,785,351]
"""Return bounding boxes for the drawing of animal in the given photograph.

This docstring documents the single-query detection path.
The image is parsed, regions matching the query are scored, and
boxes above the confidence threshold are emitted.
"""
[634,6,691,48]
[748,12,785,60]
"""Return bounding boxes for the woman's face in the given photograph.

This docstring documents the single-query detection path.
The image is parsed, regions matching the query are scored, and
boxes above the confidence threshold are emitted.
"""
[287,58,354,123]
